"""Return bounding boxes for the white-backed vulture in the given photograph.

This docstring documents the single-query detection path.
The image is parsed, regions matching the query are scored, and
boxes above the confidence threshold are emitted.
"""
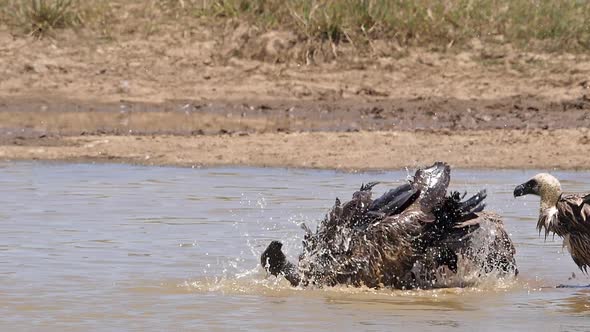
[261,162,517,289]
[514,173,590,272]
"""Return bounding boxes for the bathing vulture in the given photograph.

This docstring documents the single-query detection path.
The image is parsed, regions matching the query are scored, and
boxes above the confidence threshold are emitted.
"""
[261,162,517,289]
[514,173,590,272]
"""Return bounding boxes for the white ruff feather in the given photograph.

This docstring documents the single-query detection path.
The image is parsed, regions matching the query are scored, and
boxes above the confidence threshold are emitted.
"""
[544,207,558,229]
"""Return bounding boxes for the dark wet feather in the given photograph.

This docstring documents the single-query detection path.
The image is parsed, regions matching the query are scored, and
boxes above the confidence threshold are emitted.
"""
[411,161,451,211]
[369,183,420,217]
[359,182,379,192]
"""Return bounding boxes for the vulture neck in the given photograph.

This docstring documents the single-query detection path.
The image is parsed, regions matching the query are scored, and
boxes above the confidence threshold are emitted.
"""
[539,186,561,214]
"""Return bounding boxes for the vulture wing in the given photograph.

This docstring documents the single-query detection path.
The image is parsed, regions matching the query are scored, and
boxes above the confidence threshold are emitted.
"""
[411,161,451,212]
[556,194,590,272]
[368,183,420,217]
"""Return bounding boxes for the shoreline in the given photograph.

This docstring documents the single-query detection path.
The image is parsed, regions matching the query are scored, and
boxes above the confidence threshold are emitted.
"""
[2,129,589,171]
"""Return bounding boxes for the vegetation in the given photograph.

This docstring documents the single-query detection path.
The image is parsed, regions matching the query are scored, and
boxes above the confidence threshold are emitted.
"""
[1,0,589,52]
[2,0,84,38]
[201,0,590,51]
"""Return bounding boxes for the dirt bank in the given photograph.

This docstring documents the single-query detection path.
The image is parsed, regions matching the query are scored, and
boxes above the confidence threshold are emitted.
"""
[2,19,590,170]
[2,94,590,137]
[2,30,590,106]
[2,92,590,170]
[2,129,589,170]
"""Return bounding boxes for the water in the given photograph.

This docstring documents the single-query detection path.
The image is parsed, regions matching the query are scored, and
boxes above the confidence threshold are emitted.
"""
[1,162,589,331]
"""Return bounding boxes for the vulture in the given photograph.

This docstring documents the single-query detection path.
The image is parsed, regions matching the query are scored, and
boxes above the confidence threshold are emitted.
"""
[261,162,517,289]
[514,173,590,272]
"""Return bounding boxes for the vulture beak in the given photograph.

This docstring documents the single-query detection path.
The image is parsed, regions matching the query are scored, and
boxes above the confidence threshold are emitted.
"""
[513,179,538,197]
[513,184,527,197]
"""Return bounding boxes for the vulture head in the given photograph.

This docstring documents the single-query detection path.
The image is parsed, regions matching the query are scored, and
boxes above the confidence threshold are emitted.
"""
[514,173,562,210]
[260,240,301,285]
[260,240,287,276]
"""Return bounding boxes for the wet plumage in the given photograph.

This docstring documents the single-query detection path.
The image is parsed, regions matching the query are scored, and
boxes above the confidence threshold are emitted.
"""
[261,162,517,289]
[515,173,590,272]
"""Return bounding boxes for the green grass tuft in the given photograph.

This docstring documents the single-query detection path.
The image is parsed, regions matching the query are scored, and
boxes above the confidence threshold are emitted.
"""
[6,0,83,38]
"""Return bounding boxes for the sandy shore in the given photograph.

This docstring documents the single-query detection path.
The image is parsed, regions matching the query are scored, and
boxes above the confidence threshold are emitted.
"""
[1,129,589,170]
[1,93,590,170]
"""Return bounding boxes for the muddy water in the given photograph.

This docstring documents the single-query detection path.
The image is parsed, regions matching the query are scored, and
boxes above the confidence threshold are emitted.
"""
[1,163,589,331]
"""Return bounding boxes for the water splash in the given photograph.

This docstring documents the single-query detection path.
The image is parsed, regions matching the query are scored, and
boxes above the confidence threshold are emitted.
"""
[176,265,521,299]
[188,183,518,297]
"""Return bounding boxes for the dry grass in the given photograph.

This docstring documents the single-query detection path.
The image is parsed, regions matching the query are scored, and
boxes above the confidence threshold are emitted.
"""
[2,0,84,38]
[199,0,590,51]
[1,0,589,53]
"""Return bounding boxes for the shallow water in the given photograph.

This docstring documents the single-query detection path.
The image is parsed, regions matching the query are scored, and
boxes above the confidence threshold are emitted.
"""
[1,162,589,331]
